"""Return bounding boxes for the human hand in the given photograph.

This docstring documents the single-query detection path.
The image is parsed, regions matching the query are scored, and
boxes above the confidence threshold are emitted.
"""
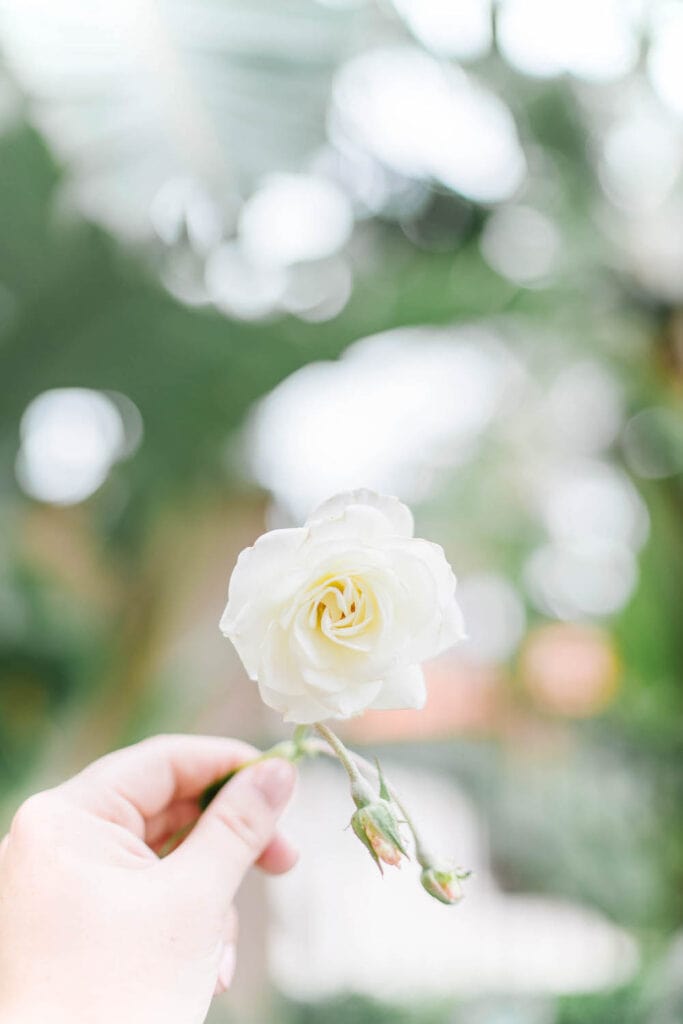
[0,734,298,1024]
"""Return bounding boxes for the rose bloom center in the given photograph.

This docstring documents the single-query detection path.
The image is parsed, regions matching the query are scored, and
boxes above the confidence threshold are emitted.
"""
[307,576,373,643]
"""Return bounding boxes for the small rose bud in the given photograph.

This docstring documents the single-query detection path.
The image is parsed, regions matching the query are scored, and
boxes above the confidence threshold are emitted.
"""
[420,864,470,905]
[351,800,408,872]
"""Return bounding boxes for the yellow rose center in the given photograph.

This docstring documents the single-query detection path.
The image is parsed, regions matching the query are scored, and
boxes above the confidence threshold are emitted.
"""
[307,575,373,642]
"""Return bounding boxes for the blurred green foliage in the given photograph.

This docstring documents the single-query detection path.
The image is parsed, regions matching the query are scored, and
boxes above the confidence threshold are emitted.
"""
[278,987,644,1024]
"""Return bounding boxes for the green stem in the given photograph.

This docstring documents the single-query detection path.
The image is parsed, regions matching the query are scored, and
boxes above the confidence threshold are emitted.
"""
[384,791,432,867]
[313,722,378,808]
[196,750,269,811]
[158,820,194,858]
[198,731,313,811]
[313,723,361,782]
[292,724,310,747]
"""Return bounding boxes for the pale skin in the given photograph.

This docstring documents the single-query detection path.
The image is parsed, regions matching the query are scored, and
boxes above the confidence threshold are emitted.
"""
[0,734,298,1024]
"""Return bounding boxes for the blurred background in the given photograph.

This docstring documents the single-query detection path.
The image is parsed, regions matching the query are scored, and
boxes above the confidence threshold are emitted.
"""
[1,0,683,1021]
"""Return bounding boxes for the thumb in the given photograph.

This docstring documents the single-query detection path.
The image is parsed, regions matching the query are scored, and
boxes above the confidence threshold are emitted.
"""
[170,758,296,902]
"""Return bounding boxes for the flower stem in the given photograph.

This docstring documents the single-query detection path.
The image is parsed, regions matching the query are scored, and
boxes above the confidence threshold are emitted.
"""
[313,723,379,808]
[313,723,361,782]
[382,790,432,867]
[292,724,310,748]
[157,821,194,858]
[198,730,314,811]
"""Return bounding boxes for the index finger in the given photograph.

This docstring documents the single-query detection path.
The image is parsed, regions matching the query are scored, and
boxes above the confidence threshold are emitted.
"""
[63,734,258,825]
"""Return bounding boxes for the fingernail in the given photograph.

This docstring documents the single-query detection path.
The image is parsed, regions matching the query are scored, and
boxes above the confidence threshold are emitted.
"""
[251,759,296,809]
[219,944,237,990]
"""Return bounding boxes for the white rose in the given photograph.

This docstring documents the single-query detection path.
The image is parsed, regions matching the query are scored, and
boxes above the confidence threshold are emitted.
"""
[219,489,465,723]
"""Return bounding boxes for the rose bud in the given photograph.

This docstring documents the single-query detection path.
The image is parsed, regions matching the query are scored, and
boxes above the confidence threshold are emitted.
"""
[420,864,470,905]
[351,800,408,872]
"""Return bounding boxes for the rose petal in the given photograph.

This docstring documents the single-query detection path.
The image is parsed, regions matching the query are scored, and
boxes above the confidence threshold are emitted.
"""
[320,679,384,720]
[258,623,309,697]
[307,489,414,538]
[258,681,333,724]
[382,539,466,658]
[305,505,403,548]
[258,676,384,723]
[370,665,426,711]
[219,527,308,677]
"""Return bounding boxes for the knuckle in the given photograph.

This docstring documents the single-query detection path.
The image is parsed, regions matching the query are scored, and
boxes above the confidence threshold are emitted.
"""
[10,791,57,840]
[212,805,263,854]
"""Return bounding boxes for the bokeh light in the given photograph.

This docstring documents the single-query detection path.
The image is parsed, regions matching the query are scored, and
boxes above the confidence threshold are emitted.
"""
[543,361,624,455]
[205,242,287,321]
[599,105,683,214]
[480,205,561,285]
[249,326,515,518]
[498,0,640,81]
[238,174,354,267]
[15,388,132,505]
[458,573,527,664]
[647,1,683,118]
[521,623,620,718]
[392,0,492,61]
[537,460,649,551]
[150,177,224,253]
[524,539,638,620]
[331,47,526,203]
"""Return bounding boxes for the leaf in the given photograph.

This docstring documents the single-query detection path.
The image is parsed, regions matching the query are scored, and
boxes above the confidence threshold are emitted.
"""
[198,770,236,810]
[375,756,391,802]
